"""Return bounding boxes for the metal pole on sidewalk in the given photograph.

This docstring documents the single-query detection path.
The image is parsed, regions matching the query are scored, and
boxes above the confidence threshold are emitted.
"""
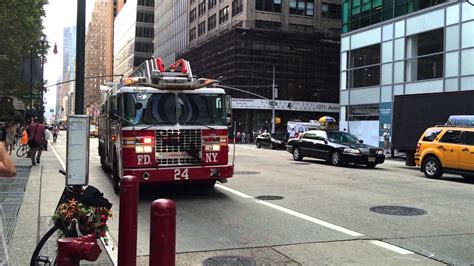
[118,176,138,266]
[149,199,176,266]
[75,0,86,115]
[271,65,275,134]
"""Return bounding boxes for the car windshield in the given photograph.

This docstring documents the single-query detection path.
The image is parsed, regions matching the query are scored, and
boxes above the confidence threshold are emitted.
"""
[121,92,226,126]
[327,131,360,143]
[177,94,226,126]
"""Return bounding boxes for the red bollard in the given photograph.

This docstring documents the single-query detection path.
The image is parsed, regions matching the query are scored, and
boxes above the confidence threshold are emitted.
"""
[118,175,139,266]
[149,199,176,266]
[56,234,101,266]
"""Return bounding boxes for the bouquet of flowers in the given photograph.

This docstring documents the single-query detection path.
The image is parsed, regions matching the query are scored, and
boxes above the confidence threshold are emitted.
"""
[52,186,113,244]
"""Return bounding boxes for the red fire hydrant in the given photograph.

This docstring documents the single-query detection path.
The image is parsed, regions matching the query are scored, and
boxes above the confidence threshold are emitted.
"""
[56,234,102,266]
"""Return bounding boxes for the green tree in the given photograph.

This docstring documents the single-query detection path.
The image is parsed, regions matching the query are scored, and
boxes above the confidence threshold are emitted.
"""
[0,0,49,101]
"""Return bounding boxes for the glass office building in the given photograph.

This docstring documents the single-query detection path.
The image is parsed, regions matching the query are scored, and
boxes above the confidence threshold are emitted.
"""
[339,1,474,147]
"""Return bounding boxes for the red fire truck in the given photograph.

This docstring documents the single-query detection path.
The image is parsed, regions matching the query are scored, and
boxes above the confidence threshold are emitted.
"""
[98,58,234,192]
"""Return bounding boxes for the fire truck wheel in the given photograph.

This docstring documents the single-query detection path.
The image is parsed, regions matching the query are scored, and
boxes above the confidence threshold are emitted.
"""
[112,158,120,194]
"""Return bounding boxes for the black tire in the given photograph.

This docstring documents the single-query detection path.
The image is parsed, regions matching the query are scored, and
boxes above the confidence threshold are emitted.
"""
[366,163,377,169]
[462,175,474,182]
[330,151,343,166]
[256,142,261,148]
[112,155,120,194]
[16,145,28,157]
[292,147,303,161]
[270,142,275,150]
[422,156,443,179]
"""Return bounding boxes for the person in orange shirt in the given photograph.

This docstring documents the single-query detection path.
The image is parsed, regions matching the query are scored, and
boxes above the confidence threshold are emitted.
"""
[21,127,28,146]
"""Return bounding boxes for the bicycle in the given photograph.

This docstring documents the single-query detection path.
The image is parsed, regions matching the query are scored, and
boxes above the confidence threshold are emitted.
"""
[30,170,112,265]
[16,144,30,157]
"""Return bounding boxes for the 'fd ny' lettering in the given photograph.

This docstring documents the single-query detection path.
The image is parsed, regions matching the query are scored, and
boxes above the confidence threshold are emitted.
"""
[137,154,151,165]
[205,153,218,163]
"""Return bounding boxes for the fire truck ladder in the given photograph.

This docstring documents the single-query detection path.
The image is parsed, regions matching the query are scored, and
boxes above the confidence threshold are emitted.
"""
[128,57,217,90]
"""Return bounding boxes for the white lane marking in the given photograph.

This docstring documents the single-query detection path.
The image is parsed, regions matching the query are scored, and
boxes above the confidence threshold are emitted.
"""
[50,141,66,170]
[215,184,253,198]
[370,240,414,255]
[256,200,364,237]
[215,184,364,237]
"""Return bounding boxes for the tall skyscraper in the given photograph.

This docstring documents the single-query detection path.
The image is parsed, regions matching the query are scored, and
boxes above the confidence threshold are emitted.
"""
[114,0,154,80]
[85,0,113,122]
[60,26,76,119]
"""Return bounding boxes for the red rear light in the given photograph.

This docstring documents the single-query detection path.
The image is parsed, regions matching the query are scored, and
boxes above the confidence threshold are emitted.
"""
[143,137,153,144]
[416,143,421,152]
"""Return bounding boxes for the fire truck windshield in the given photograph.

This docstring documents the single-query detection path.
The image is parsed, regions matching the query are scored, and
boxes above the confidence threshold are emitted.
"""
[122,92,227,127]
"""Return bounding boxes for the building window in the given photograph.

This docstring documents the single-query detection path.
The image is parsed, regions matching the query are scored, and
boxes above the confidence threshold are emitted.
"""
[322,2,341,19]
[198,0,206,16]
[289,0,314,16]
[256,0,282,13]
[405,28,444,82]
[190,8,197,22]
[137,0,154,7]
[137,11,154,23]
[289,23,314,33]
[342,0,447,33]
[348,44,381,88]
[209,0,217,9]
[208,14,217,30]
[255,20,282,30]
[136,26,154,38]
[198,21,206,36]
[348,104,379,121]
[190,27,196,41]
[219,6,229,24]
[232,0,243,16]
[134,42,154,53]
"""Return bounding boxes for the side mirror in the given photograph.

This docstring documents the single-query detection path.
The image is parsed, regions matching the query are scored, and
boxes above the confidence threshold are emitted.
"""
[109,110,119,120]
[359,139,364,144]
[225,95,232,127]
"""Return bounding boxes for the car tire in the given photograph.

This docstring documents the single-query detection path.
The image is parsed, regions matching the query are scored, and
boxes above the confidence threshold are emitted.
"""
[256,142,261,149]
[270,142,275,150]
[462,175,474,182]
[293,147,303,161]
[330,151,342,166]
[366,163,377,169]
[422,156,443,179]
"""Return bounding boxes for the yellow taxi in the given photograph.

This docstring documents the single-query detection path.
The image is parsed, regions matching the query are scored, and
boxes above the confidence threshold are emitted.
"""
[415,125,474,180]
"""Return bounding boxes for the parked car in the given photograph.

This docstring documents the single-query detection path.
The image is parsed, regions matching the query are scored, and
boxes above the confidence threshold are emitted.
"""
[415,125,474,180]
[256,133,287,149]
[286,130,385,168]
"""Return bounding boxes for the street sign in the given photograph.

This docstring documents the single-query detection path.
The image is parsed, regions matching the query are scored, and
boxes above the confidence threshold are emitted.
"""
[268,100,277,107]
[66,115,90,186]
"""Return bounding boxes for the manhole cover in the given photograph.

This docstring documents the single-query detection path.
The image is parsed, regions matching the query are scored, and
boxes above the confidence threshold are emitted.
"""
[203,255,256,266]
[369,206,427,216]
[234,171,260,175]
[255,195,284,201]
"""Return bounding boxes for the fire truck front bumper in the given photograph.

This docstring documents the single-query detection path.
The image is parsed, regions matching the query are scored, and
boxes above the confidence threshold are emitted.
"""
[123,165,234,183]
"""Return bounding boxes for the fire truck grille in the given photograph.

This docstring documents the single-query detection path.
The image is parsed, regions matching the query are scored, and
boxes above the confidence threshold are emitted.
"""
[155,129,202,166]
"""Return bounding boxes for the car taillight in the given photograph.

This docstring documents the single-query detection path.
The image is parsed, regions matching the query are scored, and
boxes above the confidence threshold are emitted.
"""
[416,143,421,152]
[143,137,153,144]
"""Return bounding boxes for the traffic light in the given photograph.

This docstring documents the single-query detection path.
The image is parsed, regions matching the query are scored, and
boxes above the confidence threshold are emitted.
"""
[275,117,281,125]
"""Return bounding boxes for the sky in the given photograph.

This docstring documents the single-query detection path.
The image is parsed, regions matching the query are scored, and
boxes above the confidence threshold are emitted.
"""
[43,0,94,122]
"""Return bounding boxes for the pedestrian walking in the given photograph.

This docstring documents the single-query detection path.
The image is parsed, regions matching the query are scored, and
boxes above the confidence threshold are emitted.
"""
[52,126,59,142]
[15,124,22,147]
[383,129,391,154]
[0,141,16,177]
[26,118,46,165]
[44,126,51,151]
[289,127,296,139]
[5,122,16,155]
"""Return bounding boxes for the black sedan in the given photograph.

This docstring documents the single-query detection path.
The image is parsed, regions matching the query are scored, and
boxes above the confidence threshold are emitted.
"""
[256,133,287,149]
[286,130,385,168]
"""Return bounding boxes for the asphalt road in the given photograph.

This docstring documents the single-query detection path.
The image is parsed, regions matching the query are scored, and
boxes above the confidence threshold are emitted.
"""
[51,135,474,265]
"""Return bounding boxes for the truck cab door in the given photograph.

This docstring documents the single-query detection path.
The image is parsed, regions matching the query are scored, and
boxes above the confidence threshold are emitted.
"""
[437,130,462,169]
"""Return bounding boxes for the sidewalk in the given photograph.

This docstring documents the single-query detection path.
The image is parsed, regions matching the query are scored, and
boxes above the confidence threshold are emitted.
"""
[5,145,112,265]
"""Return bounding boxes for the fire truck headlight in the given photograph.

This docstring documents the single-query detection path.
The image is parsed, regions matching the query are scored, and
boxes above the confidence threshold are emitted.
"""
[205,144,220,152]
[135,146,153,153]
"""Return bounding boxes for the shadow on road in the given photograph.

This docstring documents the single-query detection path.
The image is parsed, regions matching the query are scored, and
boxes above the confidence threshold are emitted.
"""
[138,184,230,203]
